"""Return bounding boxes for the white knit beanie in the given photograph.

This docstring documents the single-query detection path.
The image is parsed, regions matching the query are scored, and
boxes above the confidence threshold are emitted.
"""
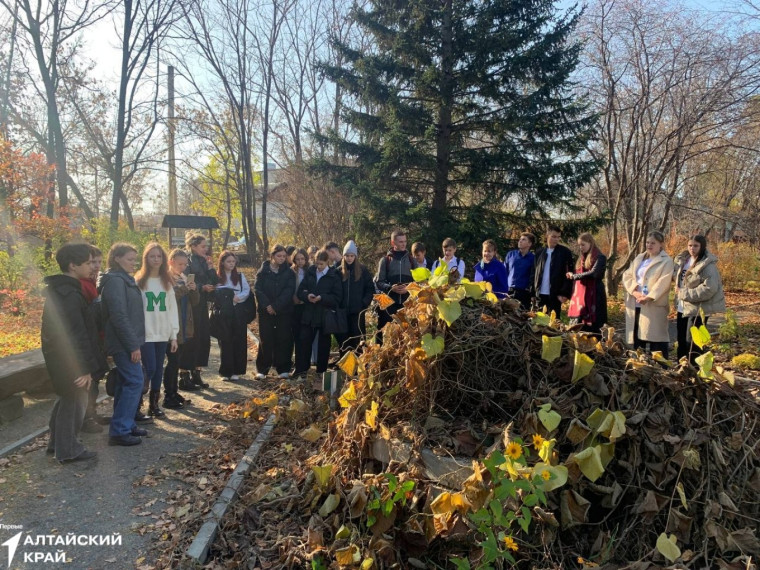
[343,240,358,256]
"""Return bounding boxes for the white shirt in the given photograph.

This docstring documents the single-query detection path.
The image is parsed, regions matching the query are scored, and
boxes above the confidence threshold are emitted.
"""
[676,257,692,313]
[316,267,328,282]
[539,248,554,295]
[432,256,465,282]
[217,272,250,303]
[635,258,653,307]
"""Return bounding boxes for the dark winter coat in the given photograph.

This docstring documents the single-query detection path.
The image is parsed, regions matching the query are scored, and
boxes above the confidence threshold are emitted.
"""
[374,250,417,306]
[340,262,375,315]
[254,261,296,316]
[533,244,575,300]
[187,252,218,304]
[41,275,106,396]
[174,276,200,344]
[97,269,145,355]
[298,266,343,328]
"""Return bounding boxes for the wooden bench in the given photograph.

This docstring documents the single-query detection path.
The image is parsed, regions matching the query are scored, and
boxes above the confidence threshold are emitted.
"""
[0,350,52,423]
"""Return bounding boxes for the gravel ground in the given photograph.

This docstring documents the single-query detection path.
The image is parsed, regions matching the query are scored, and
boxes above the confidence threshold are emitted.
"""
[0,344,260,570]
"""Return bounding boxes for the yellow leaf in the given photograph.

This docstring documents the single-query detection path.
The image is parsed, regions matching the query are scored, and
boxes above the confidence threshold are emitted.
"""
[532,312,551,326]
[360,558,374,570]
[334,544,360,566]
[365,401,379,429]
[338,381,357,408]
[421,333,445,357]
[406,282,423,298]
[445,286,466,301]
[574,446,605,482]
[532,463,568,492]
[433,259,448,276]
[335,524,351,539]
[282,443,293,453]
[485,292,500,304]
[538,403,561,432]
[571,351,595,383]
[676,482,688,510]
[318,493,340,517]
[338,351,359,376]
[538,438,556,464]
[651,351,674,367]
[695,351,714,380]
[715,366,735,386]
[300,424,322,442]
[690,325,711,349]
[411,267,432,282]
[374,293,394,310]
[436,298,462,326]
[262,392,279,408]
[460,279,484,299]
[430,491,470,515]
[656,532,681,563]
[312,464,333,490]
[597,442,615,467]
[541,335,563,362]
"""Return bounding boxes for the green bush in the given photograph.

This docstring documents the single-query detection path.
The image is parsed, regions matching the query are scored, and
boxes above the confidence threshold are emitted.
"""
[718,309,739,343]
[0,250,25,290]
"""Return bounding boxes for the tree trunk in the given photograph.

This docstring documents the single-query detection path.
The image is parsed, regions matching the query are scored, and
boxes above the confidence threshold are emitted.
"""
[432,0,453,218]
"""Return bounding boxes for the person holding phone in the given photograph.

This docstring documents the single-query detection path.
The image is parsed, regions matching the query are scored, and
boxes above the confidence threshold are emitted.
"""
[185,234,218,388]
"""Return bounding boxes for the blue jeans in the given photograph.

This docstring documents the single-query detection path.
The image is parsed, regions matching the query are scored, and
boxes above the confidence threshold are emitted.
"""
[110,352,144,437]
[141,342,168,392]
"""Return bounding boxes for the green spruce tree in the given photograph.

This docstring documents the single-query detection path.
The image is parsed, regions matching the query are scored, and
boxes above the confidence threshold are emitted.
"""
[319,0,599,251]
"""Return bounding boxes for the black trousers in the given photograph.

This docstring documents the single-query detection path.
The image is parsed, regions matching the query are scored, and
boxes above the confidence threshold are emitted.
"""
[295,325,331,374]
[218,317,248,377]
[676,312,708,364]
[190,301,211,368]
[163,342,193,387]
[338,312,367,356]
[633,307,669,358]
[256,312,293,374]
[539,294,562,319]
[375,303,402,345]
[511,288,532,310]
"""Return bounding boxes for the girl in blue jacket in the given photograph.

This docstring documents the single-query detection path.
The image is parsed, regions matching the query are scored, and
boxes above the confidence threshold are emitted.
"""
[474,239,509,298]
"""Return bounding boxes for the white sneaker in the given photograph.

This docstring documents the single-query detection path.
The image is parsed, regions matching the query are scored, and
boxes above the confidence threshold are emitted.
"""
[278,372,290,379]
[255,373,266,380]
[221,376,231,382]
[230,375,240,381]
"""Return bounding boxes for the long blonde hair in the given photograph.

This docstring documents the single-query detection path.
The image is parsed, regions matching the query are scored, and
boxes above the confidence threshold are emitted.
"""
[135,242,173,291]
[576,233,600,271]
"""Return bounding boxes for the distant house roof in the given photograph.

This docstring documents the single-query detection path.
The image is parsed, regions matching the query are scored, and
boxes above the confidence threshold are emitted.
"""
[161,215,219,230]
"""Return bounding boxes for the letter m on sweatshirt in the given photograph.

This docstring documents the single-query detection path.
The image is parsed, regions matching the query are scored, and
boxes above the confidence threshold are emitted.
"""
[146,291,167,312]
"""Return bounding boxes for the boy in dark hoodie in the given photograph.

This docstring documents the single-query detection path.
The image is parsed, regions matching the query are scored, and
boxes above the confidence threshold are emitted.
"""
[42,243,106,463]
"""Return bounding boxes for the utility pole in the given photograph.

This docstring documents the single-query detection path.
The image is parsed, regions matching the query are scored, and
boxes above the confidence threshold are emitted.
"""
[168,65,177,215]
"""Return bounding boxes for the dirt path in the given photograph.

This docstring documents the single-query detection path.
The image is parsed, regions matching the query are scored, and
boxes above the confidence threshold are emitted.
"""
[0,344,264,570]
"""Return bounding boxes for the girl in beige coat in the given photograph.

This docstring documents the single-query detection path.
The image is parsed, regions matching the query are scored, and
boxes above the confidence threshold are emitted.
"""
[622,232,675,357]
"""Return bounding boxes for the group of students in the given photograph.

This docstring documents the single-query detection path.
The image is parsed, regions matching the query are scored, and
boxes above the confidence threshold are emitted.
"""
[40,227,726,463]
[373,227,726,365]
[41,235,233,461]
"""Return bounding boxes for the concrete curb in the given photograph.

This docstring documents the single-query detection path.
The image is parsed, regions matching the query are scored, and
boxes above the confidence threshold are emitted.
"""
[186,410,277,564]
[0,394,111,458]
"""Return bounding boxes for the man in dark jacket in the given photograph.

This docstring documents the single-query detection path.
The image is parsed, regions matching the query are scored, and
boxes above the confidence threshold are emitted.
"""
[254,245,296,379]
[374,230,417,344]
[533,225,575,318]
[186,235,218,388]
[42,243,106,463]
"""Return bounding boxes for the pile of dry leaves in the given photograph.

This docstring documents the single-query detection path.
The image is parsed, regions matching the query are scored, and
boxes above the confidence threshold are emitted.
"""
[214,279,760,569]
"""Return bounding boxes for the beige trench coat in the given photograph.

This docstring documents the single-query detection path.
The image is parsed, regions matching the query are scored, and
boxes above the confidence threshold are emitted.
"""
[622,250,674,344]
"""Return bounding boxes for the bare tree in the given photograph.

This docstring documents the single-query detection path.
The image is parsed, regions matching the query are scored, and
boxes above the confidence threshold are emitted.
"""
[0,0,110,210]
[578,0,760,291]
